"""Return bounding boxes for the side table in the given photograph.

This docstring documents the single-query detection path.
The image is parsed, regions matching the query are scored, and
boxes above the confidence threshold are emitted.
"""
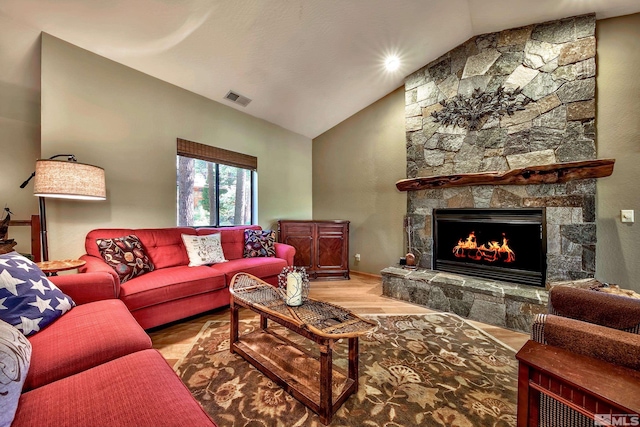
[36,259,86,276]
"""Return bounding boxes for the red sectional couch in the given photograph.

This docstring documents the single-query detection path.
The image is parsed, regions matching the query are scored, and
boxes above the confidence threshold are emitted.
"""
[79,225,295,329]
[13,273,216,427]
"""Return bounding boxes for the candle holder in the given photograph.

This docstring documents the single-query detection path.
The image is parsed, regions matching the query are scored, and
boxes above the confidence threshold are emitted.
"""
[277,266,310,307]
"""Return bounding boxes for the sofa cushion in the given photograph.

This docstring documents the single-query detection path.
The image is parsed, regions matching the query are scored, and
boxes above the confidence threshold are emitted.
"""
[0,320,31,427]
[181,233,227,266]
[0,252,75,336]
[96,235,155,283]
[119,266,226,312]
[14,349,216,427]
[134,228,196,269]
[25,299,151,390]
[197,225,260,260]
[209,257,287,283]
[243,228,276,258]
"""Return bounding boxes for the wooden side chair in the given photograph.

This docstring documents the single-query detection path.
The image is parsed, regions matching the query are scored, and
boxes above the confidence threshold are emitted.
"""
[7,214,41,262]
[522,282,640,427]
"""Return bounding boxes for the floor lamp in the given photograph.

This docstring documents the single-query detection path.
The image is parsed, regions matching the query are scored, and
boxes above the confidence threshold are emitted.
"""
[20,155,106,261]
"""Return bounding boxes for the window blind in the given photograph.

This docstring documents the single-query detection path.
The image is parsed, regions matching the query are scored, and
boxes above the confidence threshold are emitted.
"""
[177,138,257,171]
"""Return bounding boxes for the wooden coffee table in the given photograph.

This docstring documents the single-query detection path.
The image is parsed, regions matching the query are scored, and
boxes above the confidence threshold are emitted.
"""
[229,273,376,425]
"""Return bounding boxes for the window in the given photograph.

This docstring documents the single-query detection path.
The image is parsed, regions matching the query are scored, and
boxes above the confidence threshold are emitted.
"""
[176,139,256,227]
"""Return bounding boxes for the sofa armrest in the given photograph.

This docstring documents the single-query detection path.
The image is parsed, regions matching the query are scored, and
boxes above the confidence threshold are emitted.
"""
[77,254,121,300]
[80,254,121,287]
[274,242,295,266]
[534,314,640,371]
[49,272,118,304]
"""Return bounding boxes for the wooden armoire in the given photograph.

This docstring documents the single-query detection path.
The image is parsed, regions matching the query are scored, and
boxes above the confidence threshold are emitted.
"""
[277,220,349,280]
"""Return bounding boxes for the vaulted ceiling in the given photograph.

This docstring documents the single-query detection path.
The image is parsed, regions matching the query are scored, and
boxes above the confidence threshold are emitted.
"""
[2,0,639,139]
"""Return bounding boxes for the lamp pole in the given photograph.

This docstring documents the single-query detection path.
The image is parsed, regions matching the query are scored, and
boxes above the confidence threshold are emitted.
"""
[37,197,48,261]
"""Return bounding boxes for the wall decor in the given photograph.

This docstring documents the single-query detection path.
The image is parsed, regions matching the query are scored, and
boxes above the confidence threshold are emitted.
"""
[431,87,530,130]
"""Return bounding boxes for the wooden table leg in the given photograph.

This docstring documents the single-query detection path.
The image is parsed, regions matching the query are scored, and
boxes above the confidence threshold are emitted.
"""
[230,301,239,354]
[260,314,268,330]
[348,337,359,392]
[319,341,333,425]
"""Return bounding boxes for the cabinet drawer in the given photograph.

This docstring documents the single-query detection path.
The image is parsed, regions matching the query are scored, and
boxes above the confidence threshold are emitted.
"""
[317,224,346,235]
[281,223,314,235]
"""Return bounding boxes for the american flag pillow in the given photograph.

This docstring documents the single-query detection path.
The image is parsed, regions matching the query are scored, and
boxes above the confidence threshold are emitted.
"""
[0,252,75,336]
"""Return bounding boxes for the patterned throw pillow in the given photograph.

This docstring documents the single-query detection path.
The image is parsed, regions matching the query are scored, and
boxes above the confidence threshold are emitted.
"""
[96,235,154,284]
[243,229,276,258]
[0,252,75,336]
[181,233,227,266]
[0,320,31,427]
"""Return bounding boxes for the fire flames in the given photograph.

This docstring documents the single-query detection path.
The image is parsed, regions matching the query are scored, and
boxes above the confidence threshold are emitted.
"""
[452,232,515,263]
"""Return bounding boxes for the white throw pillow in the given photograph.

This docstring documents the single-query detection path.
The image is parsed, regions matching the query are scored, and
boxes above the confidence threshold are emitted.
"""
[181,233,228,267]
[0,320,31,427]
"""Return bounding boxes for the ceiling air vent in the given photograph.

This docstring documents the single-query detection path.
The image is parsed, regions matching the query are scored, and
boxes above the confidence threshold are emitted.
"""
[224,90,252,107]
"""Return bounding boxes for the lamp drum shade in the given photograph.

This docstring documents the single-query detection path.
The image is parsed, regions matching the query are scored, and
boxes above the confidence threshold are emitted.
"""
[34,159,106,200]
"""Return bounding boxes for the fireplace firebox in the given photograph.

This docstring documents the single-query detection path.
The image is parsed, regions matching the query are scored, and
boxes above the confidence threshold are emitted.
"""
[433,208,546,287]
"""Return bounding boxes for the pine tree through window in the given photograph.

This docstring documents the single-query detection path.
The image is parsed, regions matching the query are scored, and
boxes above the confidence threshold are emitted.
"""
[176,139,255,226]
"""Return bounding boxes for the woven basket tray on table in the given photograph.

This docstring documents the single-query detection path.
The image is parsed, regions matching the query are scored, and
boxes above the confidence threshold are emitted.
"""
[229,272,376,339]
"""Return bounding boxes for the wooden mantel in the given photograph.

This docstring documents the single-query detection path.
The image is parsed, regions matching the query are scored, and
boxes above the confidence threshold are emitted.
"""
[396,158,615,192]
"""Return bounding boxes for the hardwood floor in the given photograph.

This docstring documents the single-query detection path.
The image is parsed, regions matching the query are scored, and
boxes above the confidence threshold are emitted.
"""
[149,272,530,367]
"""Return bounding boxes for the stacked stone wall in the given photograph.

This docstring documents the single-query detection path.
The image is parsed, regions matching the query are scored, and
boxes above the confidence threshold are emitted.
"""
[404,14,597,282]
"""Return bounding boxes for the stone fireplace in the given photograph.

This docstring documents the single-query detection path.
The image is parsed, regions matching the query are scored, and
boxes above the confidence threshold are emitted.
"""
[382,14,602,332]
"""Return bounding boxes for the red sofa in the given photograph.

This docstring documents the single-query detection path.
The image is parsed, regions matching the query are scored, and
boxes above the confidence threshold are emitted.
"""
[12,273,216,427]
[79,225,295,329]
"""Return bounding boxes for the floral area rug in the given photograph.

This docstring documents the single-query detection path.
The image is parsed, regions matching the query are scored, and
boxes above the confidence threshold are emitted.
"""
[174,314,518,427]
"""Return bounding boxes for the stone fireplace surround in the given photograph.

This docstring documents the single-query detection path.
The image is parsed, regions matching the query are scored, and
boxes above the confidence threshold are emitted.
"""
[382,14,598,332]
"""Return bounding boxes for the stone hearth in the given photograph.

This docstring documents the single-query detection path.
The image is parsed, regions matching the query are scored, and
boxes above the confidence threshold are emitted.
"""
[382,266,547,333]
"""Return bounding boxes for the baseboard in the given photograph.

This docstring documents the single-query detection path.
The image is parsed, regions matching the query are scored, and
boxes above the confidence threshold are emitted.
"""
[350,270,382,279]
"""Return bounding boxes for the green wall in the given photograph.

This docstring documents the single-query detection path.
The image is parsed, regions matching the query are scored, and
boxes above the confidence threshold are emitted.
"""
[595,13,640,290]
[313,88,406,274]
[39,34,312,259]
[0,15,40,254]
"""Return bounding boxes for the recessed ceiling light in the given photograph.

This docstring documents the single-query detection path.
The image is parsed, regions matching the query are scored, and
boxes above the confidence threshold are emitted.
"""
[384,55,400,72]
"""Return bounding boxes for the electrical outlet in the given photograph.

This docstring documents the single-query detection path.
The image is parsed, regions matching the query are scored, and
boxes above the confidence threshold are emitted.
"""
[355,253,361,261]
[621,210,635,223]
